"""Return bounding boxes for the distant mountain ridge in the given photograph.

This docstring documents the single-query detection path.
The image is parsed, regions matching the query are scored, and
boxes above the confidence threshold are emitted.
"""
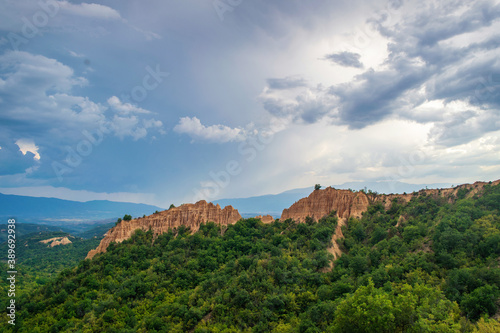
[0,181,460,226]
[0,193,164,225]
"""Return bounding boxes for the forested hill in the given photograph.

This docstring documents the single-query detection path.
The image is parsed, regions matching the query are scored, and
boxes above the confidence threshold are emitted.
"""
[2,182,500,332]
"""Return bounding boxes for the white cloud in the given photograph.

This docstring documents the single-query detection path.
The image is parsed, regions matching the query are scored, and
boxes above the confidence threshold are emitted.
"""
[57,1,122,20]
[0,52,163,141]
[107,96,152,114]
[174,117,246,143]
[0,51,165,180]
[108,114,163,141]
[15,138,41,160]
[0,1,160,42]
[0,51,86,96]
[68,50,85,58]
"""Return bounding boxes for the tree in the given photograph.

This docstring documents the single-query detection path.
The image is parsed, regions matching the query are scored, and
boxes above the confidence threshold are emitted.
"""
[169,204,176,210]
[333,280,396,332]
[314,184,321,191]
[461,285,500,321]
[123,214,132,221]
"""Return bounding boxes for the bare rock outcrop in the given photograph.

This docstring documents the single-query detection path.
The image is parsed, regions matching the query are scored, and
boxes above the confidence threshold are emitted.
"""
[254,215,275,224]
[280,187,370,222]
[86,200,241,259]
[280,180,500,263]
[87,180,499,260]
[279,187,370,263]
[40,236,72,247]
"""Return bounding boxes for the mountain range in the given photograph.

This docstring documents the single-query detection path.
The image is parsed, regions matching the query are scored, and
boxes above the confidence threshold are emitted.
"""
[0,193,163,227]
[0,181,453,227]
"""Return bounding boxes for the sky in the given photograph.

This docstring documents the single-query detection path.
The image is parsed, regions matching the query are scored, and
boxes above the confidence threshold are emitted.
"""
[0,0,499,208]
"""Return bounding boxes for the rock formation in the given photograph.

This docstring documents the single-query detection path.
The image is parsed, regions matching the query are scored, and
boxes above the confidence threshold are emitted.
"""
[87,180,499,260]
[280,187,370,222]
[86,200,241,259]
[279,187,370,262]
[281,180,500,224]
[40,236,72,247]
[254,215,275,224]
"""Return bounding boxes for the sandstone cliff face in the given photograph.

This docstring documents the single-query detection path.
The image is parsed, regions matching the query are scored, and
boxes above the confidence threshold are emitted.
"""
[280,187,370,222]
[87,180,499,260]
[279,187,370,263]
[86,201,241,259]
[278,181,500,261]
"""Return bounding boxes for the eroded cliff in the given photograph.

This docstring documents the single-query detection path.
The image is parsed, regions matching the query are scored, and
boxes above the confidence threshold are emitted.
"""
[86,200,241,259]
[279,180,500,261]
[280,187,370,222]
[87,180,499,260]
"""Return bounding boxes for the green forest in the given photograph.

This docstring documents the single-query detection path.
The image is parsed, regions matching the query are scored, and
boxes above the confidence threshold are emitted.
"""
[0,231,101,297]
[1,184,500,332]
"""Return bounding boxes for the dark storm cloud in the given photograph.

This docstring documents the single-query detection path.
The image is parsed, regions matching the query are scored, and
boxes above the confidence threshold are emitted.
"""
[266,77,308,90]
[0,142,37,176]
[262,0,500,145]
[336,1,500,129]
[324,51,364,68]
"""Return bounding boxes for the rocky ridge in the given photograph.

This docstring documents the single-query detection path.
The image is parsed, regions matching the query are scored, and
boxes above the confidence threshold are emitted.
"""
[278,180,499,260]
[86,200,241,259]
[279,188,369,222]
[87,180,499,260]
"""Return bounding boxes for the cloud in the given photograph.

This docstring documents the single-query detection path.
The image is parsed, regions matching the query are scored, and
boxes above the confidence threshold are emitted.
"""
[258,0,500,144]
[107,96,152,115]
[57,1,122,20]
[0,1,160,42]
[0,50,164,177]
[56,1,161,40]
[174,117,246,143]
[0,141,38,176]
[324,51,364,68]
[266,77,308,90]
[260,79,338,124]
[110,115,163,140]
[427,107,500,147]
[0,51,86,98]
[15,138,40,160]
[68,50,85,58]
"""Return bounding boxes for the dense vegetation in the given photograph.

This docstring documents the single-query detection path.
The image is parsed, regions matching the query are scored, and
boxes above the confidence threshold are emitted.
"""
[0,232,101,299]
[1,184,500,332]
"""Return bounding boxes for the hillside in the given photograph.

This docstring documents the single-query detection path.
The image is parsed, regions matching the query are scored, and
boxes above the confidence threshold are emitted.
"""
[0,231,102,299]
[87,180,499,261]
[86,200,242,259]
[0,223,66,242]
[2,180,500,332]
